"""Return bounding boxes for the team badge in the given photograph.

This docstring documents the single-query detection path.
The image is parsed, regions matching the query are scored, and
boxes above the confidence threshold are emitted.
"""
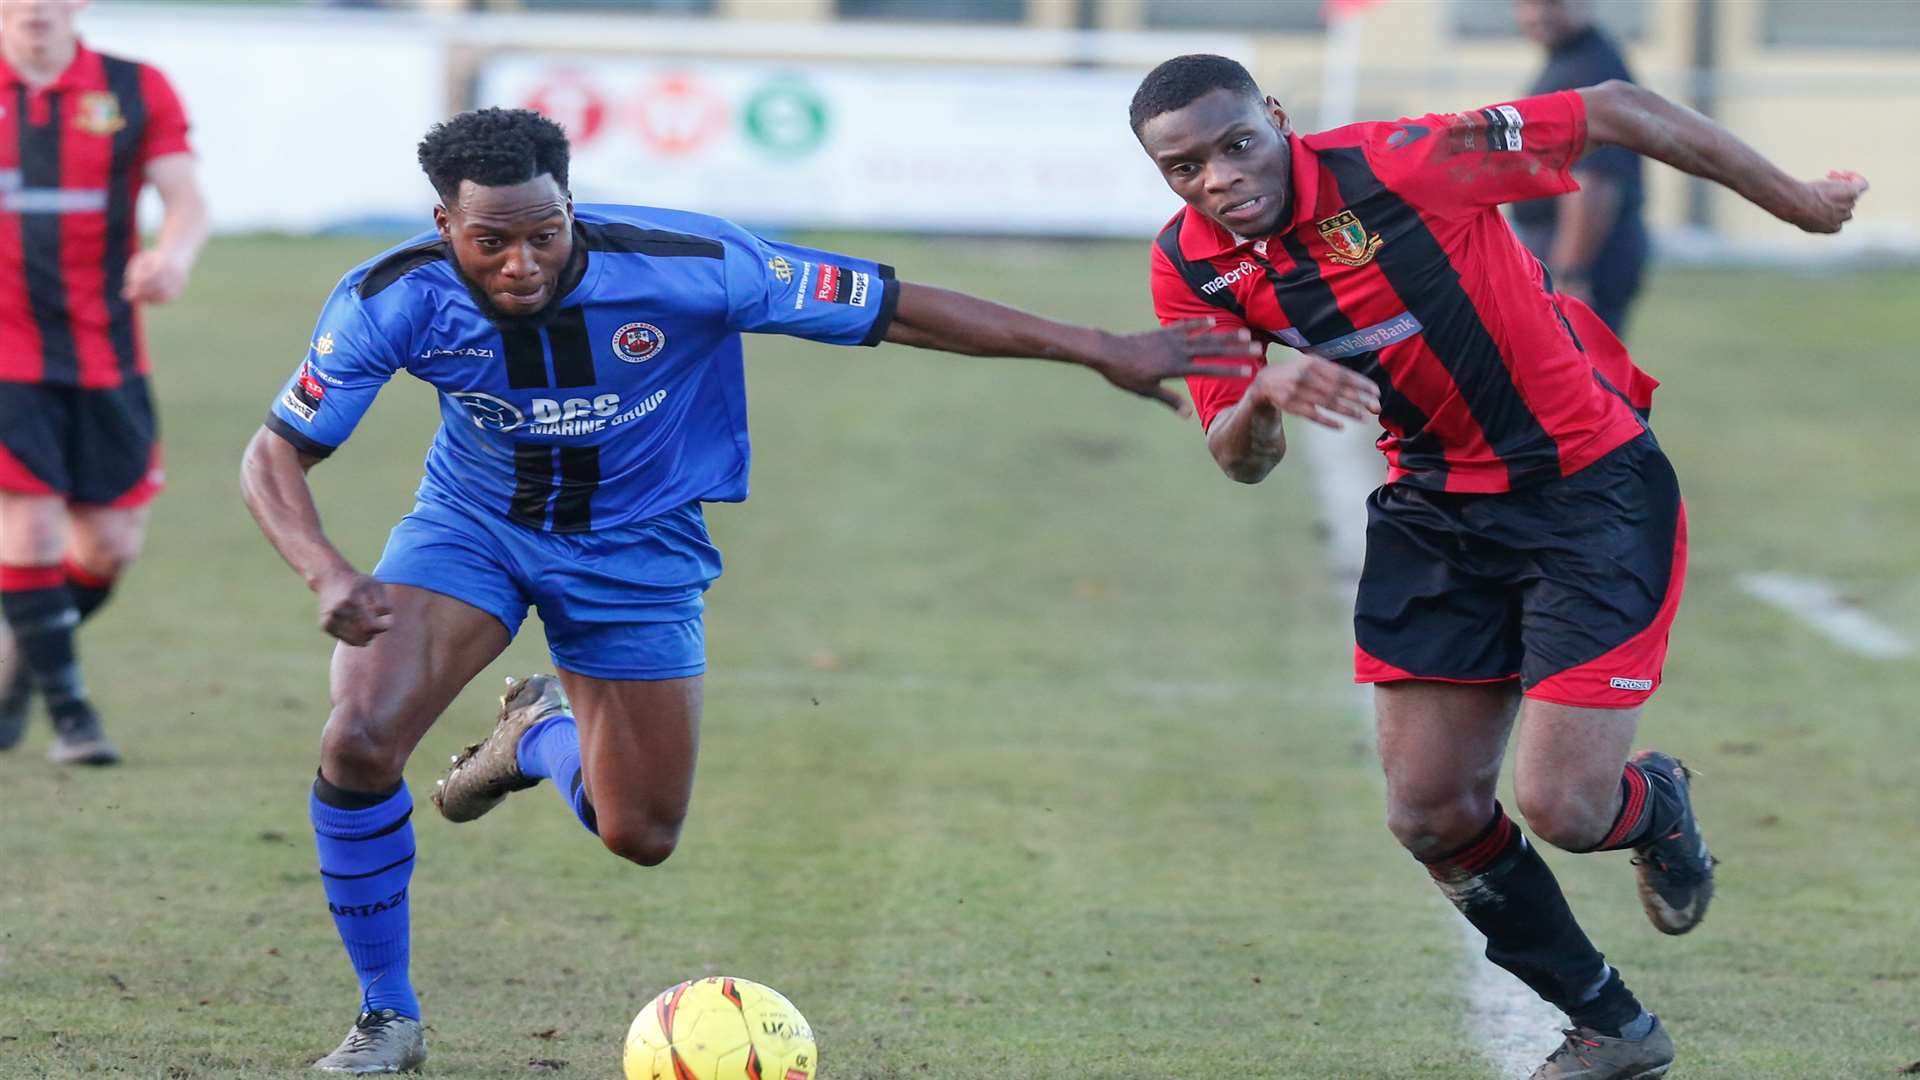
[313,333,335,356]
[1317,209,1384,268]
[73,92,126,136]
[768,255,793,284]
[612,321,666,364]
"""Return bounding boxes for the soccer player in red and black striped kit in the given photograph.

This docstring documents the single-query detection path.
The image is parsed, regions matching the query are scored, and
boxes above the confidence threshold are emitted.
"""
[0,0,207,765]
[1133,55,1867,1079]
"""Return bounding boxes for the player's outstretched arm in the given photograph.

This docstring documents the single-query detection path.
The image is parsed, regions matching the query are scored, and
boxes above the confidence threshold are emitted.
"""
[1205,357,1382,485]
[882,282,1262,415]
[1578,80,1868,233]
[240,427,393,646]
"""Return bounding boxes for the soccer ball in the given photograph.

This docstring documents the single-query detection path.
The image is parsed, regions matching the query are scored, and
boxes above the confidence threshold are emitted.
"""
[624,976,817,1080]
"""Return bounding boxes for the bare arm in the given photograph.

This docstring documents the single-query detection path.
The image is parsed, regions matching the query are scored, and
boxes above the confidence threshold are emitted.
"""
[1579,80,1867,233]
[1204,357,1382,485]
[239,426,392,645]
[123,152,209,304]
[1547,175,1622,296]
[883,282,1261,415]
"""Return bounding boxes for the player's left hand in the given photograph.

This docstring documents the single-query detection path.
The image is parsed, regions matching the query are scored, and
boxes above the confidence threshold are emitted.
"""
[122,248,193,304]
[1087,317,1263,417]
[1786,170,1869,234]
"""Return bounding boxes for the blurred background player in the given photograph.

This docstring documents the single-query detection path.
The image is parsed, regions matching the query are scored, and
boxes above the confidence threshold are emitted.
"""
[1134,54,1865,1080]
[1509,0,1648,335]
[238,108,1256,1073]
[0,0,207,764]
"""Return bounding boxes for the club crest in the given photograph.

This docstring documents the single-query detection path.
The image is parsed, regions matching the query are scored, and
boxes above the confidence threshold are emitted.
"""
[612,321,666,364]
[73,91,126,136]
[1317,209,1384,267]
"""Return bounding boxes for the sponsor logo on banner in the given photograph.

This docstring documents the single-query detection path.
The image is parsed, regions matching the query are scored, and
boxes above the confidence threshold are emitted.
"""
[1317,209,1385,267]
[449,391,527,433]
[631,73,728,157]
[1608,676,1654,692]
[1202,260,1258,295]
[74,91,126,136]
[768,255,793,283]
[743,77,829,157]
[612,321,666,363]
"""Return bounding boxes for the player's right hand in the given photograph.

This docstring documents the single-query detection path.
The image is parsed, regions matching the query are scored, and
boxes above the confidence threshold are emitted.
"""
[315,570,394,646]
[1787,171,1869,234]
[1245,356,1381,429]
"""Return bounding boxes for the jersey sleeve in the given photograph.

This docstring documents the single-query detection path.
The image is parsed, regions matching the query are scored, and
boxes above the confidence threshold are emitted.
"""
[719,229,899,346]
[1149,243,1265,432]
[138,64,191,162]
[264,280,403,458]
[1369,90,1588,218]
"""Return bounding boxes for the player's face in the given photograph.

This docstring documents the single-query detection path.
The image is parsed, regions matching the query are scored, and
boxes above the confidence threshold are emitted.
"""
[1139,89,1293,238]
[1514,0,1581,48]
[0,0,85,51]
[437,175,575,318]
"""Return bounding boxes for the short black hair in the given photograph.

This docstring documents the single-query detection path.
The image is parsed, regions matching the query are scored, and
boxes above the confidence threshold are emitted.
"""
[417,107,571,205]
[1129,54,1263,137]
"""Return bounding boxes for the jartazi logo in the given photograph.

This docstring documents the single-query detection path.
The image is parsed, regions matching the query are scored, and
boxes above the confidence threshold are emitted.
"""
[1202,260,1257,295]
[1608,676,1653,691]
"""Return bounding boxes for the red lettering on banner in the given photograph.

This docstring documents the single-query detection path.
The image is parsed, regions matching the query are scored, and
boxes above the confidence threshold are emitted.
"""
[814,264,840,302]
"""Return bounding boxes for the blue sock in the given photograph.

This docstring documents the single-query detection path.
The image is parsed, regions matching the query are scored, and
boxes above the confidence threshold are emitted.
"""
[516,714,598,835]
[309,776,421,1020]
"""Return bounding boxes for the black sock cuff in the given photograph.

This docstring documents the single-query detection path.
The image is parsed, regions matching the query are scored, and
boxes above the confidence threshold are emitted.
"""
[314,769,404,810]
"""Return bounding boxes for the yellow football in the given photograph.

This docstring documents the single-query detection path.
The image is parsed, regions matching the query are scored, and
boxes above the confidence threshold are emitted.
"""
[623,976,817,1080]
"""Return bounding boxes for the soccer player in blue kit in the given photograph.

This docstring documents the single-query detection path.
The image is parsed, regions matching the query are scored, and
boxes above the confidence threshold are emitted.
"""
[239,108,1262,1073]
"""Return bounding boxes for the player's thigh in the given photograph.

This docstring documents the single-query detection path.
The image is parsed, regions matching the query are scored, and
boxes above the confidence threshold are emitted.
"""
[0,492,68,564]
[66,503,151,575]
[1511,699,1641,850]
[559,670,702,865]
[1376,678,1522,856]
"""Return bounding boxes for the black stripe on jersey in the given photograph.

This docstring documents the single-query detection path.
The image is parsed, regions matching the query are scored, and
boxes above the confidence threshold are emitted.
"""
[357,241,448,300]
[1320,148,1561,488]
[501,326,548,389]
[578,221,723,260]
[17,88,78,384]
[549,446,600,533]
[546,307,596,388]
[1154,218,1249,323]
[101,57,147,381]
[264,412,337,459]
[509,445,553,530]
[1264,235,1448,486]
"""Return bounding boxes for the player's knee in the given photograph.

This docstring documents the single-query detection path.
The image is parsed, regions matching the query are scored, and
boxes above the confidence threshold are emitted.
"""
[1386,794,1493,859]
[318,704,409,790]
[1515,789,1609,852]
[599,816,683,868]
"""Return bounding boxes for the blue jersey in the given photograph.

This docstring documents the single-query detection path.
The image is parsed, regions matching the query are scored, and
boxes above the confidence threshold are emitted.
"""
[265,205,897,532]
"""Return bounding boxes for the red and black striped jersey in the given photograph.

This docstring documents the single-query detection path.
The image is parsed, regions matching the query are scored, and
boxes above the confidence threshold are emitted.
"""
[1152,90,1648,494]
[0,43,191,388]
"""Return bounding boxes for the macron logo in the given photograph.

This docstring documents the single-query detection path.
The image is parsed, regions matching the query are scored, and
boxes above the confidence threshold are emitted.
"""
[1608,676,1654,692]
[1201,260,1258,295]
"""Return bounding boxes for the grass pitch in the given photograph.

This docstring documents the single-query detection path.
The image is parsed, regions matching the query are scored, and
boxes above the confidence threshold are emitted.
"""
[0,234,1915,1079]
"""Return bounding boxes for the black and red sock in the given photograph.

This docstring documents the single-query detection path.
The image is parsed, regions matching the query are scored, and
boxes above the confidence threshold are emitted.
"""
[1420,803,1646,1035]
[64,560,117,623]
[1586,762,1687,852]
[0,563,95,729]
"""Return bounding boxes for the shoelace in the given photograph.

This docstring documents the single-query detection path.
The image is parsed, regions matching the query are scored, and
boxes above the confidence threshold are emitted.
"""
[343,1011,400,1052]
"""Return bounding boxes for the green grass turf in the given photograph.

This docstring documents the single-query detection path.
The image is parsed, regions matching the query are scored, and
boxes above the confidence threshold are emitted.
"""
[0,235,1914,1079]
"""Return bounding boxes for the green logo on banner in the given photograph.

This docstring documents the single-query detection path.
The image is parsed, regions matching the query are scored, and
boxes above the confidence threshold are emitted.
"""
[743,78,828,156]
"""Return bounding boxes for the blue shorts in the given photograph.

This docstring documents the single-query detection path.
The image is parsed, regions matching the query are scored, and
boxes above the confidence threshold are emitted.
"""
[372,496,721,681]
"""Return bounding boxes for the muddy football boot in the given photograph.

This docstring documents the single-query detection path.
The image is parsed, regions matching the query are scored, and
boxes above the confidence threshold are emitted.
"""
[1630,751,1715,935]
[0,634,29,750]
[47,709,120,766]
[311,1009,426,1074]
[432,674,570,822]
[1529,1017,1673,1079]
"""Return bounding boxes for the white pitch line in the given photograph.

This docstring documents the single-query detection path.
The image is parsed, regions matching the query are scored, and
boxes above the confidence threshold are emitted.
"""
[1737,571,1914,659]
[1298,421,1556,1080]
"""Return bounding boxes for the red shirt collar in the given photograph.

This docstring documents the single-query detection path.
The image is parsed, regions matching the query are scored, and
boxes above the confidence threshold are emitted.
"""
[0,41,96,92]
[1178,131,1324,261]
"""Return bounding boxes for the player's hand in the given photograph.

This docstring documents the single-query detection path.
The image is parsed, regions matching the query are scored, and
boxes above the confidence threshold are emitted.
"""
[314,570,394,647]
[1086,317,1265,417]
[1785,171,1869,234]
[121,248,192,304]
[1243,355,1381,430]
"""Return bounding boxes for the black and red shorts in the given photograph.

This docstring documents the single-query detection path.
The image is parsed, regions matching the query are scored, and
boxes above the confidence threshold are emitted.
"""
[1353,432,1686,709]
[0,378,163,507]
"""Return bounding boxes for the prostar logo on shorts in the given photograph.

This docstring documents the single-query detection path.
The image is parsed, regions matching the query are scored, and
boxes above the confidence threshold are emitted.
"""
[612,321,666,363]
[1608,676,1654,692]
